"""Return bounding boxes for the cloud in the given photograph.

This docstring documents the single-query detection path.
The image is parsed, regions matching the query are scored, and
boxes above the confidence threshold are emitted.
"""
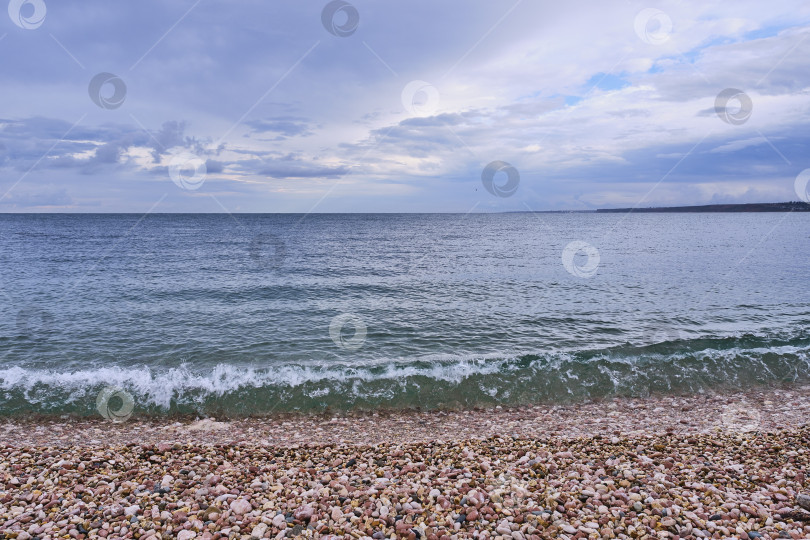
[1,0,809,211]
[244,117,314,139]
[0,188,74,209]
[146,121,211,162]
[258,165,349,179]
[205,159,224,174]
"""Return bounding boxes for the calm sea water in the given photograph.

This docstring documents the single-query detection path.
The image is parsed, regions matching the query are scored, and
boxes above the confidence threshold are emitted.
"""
[0,213,808,417]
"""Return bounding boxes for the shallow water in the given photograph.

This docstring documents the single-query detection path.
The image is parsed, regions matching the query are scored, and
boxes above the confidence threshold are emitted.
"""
[0,213,808,416]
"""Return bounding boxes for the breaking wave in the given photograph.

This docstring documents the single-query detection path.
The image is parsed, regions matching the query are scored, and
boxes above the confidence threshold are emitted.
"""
[1,332,808,417]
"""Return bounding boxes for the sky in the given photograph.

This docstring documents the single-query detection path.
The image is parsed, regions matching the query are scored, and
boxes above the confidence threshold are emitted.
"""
[1,0,810,212]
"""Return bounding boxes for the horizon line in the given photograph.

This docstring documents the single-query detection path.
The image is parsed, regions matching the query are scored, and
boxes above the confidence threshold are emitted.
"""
[1,201,808,215]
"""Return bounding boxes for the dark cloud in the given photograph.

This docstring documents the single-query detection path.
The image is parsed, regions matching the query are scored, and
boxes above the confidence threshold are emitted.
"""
[399,113,465,127]
[0,117,213,177]
[244,117,313,139]
[0,119,143,173]
[148,121,208,162]
[205,159,224,174]
[258,165,348,179]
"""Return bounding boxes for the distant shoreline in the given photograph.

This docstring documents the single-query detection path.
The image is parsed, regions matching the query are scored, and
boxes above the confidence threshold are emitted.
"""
[594,201,810,213]
[506,201,810,213]
[504,202,810,214]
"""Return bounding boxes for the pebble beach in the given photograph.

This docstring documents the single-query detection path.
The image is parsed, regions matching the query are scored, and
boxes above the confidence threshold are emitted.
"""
[2,386,810,540]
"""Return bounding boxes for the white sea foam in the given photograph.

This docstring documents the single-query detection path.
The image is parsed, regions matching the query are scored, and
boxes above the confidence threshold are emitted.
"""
[0,342,807,412]
[0,352,520,409]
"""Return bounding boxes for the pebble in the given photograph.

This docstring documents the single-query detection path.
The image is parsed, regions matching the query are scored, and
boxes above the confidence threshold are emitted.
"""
[294,503,314,521]
[272,513,286,528]
[229,498,252,515]
[1,396,810,539]
[251,522,268,537]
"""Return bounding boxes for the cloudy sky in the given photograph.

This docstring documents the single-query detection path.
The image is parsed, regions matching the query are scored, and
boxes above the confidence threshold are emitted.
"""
[1,0,809,212]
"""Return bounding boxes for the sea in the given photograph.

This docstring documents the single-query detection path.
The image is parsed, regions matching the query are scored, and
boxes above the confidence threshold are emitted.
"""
[0,212,808,417]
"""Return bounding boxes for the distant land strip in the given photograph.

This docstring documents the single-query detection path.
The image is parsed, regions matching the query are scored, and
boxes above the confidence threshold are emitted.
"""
[595,201,810,213]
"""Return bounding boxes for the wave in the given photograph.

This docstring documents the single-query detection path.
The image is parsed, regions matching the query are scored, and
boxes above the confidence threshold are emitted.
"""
[1,333,809,417]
